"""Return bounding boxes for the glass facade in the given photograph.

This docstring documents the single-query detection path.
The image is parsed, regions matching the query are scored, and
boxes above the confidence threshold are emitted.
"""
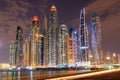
[48,5,58,66]
[58,23,68,67]
[91,13,102,65]
[79,8,89,62]
[15,26,23,67]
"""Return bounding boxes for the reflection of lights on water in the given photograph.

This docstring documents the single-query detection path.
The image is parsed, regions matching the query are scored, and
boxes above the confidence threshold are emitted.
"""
[46,69,120,80]
[0,72,2,79]
[30,71,33,80]
[18,71,21,80]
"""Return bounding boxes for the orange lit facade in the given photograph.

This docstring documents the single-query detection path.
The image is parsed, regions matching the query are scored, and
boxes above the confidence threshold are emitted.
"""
[25,16,44,67]
[68,28,78,64]
[68,37,75,63]
[24,40,31,66]
[33,16,39,21]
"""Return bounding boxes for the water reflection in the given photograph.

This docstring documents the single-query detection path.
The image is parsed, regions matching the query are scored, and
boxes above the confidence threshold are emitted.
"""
[0,72,2,80]
[7,71,16,80]
[18,71,21,80]
[0,69,90,80]
[30,71,33,80]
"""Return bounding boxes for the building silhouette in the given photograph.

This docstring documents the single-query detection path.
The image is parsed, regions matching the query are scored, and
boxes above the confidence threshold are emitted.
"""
[41,15,48,66]
[15,26,23,67]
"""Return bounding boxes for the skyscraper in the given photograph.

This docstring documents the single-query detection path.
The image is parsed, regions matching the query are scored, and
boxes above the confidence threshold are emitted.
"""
[15,26,23,67]
[41,15,48,66]
[24,39,31,66]
[58,23,68,67]
[30,16,43,67]
[48,5,58,66]
[79,8,89,63]
[9,41,16,67]
[68,27,78,67]
[91,13,102,65]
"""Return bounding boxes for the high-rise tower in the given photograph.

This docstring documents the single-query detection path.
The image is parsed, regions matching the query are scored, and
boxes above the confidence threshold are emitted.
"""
[48,5,58,66]
[24,39,31,66]
[58,23,68,67]
[15,26,23,67]
[79,8,89,63]
[91,13,102,65]
[68,27,78,67]
[9,41,16,67]
[41,15,48,66]
[30,16,43,67]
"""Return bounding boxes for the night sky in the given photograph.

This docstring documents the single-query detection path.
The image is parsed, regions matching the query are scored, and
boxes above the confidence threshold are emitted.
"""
[0,0,120,63]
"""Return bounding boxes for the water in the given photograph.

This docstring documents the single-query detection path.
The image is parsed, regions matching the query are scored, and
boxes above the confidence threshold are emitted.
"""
[0,69,90,80]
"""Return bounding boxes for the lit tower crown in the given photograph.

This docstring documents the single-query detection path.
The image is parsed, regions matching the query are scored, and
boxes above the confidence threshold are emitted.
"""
[33,16,39,21]
[48,5,58,67]
[50,5,57,12]
[32,16,39,28]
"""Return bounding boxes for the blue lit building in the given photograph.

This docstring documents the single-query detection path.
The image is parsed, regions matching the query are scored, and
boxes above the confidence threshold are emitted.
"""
[91,13,102,65]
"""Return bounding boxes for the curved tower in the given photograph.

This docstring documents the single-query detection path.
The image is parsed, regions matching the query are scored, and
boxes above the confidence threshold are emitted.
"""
[48,5,58,66]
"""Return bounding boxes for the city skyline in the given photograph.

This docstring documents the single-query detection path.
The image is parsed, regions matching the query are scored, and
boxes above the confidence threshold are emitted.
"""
[0,0,120,63]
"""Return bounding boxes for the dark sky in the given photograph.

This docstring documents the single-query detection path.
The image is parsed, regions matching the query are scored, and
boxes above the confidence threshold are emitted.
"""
[0,0,120,63]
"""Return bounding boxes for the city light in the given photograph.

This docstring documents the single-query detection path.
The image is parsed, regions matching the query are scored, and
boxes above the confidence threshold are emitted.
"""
[6,2,120,78]
[0,0,119,80]
[46,69,120,80]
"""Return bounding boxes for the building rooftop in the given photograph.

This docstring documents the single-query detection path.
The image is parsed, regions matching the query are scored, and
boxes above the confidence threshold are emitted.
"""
[50,5,57,12]
[33,16,39,21]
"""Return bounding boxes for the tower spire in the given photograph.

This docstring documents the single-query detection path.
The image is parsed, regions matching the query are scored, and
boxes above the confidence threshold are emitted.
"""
[50,5,57,12]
